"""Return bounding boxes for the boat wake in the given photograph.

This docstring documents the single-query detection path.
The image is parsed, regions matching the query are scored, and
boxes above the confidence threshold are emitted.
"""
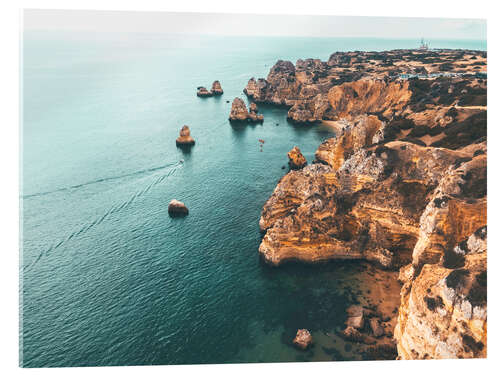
[21,160,183,199]
[22,160,184,273]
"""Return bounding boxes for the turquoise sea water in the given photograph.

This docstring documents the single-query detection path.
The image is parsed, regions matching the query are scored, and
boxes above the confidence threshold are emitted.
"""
[21,32,486,367]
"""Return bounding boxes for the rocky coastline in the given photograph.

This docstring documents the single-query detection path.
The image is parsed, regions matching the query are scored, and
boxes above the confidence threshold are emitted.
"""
[253,49,487,359]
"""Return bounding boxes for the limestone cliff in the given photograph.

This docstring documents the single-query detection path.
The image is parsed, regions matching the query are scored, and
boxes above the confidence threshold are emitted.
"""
[394,155,487,359]
[245,49,486,125]
[255,49,487,359]
[259,138,482,268]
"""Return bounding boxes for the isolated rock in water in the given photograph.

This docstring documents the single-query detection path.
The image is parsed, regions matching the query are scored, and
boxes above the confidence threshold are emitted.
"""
[176,125,195,146]
[229,98,263,123]
[249,102,259,113]
[293,329,313,350]
[287,146,307,170]
[345,305,364,329]
[168,199,189,217]
[211,80,223,95]
[197,86,213,97]
[229,98,249,121]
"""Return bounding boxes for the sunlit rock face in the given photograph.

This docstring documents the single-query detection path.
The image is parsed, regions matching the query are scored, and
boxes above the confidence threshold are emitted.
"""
[211,80,223,95]
[394,155,487,360]
[287,146,307,170]
[245,49,486,125]
[293,329,313,350]
[395,227,487,359]
[259,136,481,268]
[255,49,487,358]
[228,98,263,123]
[176,125,195,146]
[315,115,385,170]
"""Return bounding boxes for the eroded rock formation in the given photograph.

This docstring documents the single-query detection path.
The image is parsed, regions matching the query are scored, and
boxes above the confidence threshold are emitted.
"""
[197,81,224,96]
[176,125,195,146]
[244,50,486,125]
[229,98,263,123]
[197,86,212,97]
[211,80,223,95]
[287,146,307,170]
[256,49,487,359]
[293,329,313,350]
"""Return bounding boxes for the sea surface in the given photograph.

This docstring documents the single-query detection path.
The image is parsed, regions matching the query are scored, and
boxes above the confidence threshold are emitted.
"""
[20,32,486,367]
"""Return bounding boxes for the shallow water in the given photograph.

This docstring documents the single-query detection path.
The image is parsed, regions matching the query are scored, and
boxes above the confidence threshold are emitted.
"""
[20,32,486,367]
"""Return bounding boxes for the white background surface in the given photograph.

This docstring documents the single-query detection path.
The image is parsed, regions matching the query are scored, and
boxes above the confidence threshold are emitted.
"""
[0,0,497,373]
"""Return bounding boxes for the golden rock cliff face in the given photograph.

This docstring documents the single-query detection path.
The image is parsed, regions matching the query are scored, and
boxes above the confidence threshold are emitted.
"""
[245,49,486,125]
[259,127,484,269]
[259,123,487,357]
[255,50,487,359]
[394,154,486,359]
[315,115,385,170]
[326,80,412,120]
[395,227,486,359]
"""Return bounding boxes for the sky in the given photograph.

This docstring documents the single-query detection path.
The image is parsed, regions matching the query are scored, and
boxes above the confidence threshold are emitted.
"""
[23,9,486,40]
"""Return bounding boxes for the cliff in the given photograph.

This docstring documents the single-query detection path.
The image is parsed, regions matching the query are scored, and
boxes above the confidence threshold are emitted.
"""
[255,49,487,359]
[245,49,486,125]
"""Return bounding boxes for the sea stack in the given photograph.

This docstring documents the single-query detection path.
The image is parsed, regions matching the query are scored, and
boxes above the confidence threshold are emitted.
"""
[211,80,223,95]
[168,199,189,217]
[197,86,213,97]
[287,146,307,170]
[293,329,313,350]
[229,98,263,123]
[249,102,259,113]
[176,125,195,147]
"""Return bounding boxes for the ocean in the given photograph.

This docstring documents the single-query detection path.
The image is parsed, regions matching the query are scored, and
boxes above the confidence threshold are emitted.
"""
[20,32,486,367]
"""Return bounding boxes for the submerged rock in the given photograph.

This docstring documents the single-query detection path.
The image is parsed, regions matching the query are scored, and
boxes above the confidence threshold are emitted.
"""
[168,199,189,217]
[369,318,384,337]
[293,329,313,350]
[176,125,195,146]
[345,305,364,329]
[287,146,307,170]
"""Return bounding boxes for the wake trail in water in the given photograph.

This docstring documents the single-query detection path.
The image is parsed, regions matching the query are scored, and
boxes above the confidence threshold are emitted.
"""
[21,161,181,199]
[22,161,183,273]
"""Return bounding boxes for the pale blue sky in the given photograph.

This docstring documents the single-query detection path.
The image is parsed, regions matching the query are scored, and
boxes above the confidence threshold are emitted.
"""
[23,9,486,40]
